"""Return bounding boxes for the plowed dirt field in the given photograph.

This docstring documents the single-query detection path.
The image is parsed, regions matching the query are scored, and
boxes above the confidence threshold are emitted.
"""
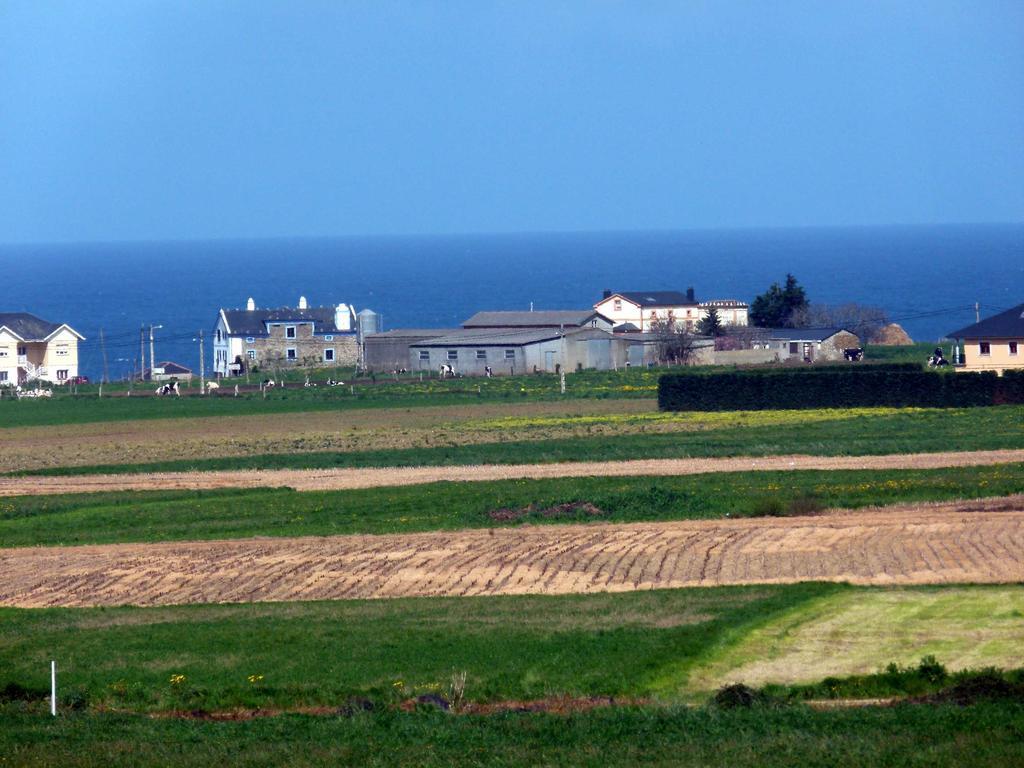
[3,496,1021,608]
[3,449,1024,496]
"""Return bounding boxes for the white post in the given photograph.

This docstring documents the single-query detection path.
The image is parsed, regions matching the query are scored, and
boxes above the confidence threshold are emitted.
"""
[560,371,566,394]
[50,660,56,716]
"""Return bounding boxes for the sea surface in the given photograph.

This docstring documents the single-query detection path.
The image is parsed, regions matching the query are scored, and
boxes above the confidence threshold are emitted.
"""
[1,224,1021,381]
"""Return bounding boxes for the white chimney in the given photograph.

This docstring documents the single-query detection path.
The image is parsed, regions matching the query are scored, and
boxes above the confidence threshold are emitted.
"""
[246,297,255,311]
[335,303,351,331]
[298,296,308,310]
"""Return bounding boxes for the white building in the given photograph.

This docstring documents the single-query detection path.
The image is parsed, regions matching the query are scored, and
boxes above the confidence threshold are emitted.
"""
[594,290,748,332]
[0,313,85,386]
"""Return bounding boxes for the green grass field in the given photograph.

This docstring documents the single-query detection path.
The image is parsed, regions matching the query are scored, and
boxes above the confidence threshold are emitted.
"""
[18,404,1024,476]
[0,349,930,429]
[2,584,1021,714]
[3,702,1022,767]
[3,464,1023,547]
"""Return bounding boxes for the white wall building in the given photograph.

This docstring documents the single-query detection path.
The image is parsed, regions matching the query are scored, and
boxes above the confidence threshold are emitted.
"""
[594,290,748,331]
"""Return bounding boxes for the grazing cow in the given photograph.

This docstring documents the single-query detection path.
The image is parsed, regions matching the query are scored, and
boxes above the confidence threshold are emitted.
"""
[156,381,180,397]
[484,365,493,378]
[439,364,455,378]
[262,379,276,389]
[206,381,220,393]
[843,348,864,362]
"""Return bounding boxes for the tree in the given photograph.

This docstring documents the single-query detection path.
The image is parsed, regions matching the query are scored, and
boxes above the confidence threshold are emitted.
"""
[750,273,808,328]
[649,317,698,365]
[697,307,724,337]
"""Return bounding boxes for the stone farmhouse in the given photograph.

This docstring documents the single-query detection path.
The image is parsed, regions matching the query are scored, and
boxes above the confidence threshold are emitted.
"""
[948,302,1024,374]
[213,296,358,377]
[752,327,861,363]
[594,290,748,332]
[0,312,85,386]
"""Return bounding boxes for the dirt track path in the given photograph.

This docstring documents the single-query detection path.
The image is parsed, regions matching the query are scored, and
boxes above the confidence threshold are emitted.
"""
[3,496,1022,608]
[3,449,1024,497]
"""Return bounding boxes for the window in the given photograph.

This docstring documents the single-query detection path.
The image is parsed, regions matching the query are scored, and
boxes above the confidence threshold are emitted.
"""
[979,342,991,356]
[216,330,222,342]
[286,326,296,339]
[57,369,68,380]
[447,350,458,361]
[17,346,26,355]
[286,348,297,360]
[247,350,256,360]
[246,337,255,344]
[789,342,799,355]
[504,349,515,360]
[613,299,622,311]
[0,349,7,358]
[324,335,334,341]
[419,350,430,361]
[1010,342,1019,356]
[591,320,598,327]
[476,350,487,360]
[0,371,7,382]
[324,348,335,362]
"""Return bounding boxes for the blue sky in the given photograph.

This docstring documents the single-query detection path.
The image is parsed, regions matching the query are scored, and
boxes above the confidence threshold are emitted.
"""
[1,1,1022,243]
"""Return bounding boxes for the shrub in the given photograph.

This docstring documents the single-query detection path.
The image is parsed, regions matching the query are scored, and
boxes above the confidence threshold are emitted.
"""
[659,368,1023,411]
[712,683,771,709]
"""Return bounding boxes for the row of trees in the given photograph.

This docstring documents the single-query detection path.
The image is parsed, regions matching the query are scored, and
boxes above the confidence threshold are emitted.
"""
[750,273,890,342]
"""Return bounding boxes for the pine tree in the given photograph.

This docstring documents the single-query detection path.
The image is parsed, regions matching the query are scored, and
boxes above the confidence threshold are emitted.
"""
[750,273,808,327]
[698,306,724,336]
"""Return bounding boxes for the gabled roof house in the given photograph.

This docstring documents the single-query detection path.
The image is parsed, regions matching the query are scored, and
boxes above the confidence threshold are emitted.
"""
[213,296,359,376]
[947,302,1024,374]
[0,312,85,385]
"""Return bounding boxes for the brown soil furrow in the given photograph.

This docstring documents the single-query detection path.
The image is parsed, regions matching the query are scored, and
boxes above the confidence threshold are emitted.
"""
[4,449,1024,497]
[4,496,1023,608]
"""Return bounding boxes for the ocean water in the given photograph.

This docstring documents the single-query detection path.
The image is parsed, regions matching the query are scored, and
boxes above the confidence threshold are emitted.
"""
[1,224,1021,381]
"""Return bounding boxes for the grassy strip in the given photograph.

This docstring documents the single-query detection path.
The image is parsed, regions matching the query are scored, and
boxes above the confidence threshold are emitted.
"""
[0,368,665,429]
[0,584,839,712]
[2,703,1022,767]
[19,405,1024,476]
[3,464,1023,548]
[762,657,1024,701]
[0,347,931,430]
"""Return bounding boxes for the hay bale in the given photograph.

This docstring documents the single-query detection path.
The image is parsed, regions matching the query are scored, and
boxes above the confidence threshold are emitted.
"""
[871,323,914,346]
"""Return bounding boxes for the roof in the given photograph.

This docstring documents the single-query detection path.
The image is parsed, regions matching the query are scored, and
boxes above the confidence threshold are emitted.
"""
[612,322,642,333]
[605,291,698,307]
[947,303,1024,339]
[411,327,607,348]
[147,361,193,375]
[699,299,749,308]
[763,327,855,342]
[364,329,456,340]
[220,306,354,336]
[462,310,611,328]
[0,312,84,342]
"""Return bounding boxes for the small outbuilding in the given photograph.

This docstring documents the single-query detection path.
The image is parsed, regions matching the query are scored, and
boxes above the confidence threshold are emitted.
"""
[757,328,861,363]
[146,361,194,382]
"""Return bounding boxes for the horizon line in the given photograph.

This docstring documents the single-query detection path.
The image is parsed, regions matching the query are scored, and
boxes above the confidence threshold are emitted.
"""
[1,219,1022,249]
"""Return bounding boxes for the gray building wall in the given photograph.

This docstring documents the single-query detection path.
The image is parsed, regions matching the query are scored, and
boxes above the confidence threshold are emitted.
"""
[245,323,358,370]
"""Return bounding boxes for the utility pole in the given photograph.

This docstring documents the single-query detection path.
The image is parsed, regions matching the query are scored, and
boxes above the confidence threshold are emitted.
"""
[198,330,205,393]
[975,302,980,324]
[139,327,145,382]
[148,324,163,382]
[99,328,110,385]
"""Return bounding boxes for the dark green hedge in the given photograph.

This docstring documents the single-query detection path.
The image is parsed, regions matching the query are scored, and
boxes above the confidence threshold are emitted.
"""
[658,368,1024,410]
